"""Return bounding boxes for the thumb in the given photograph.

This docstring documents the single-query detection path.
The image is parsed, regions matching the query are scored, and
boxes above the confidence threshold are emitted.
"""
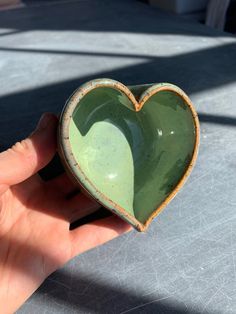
[0,113,58,187]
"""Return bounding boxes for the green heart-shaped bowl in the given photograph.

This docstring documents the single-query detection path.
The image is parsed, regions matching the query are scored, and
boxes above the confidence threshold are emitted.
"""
[58,78,199,232]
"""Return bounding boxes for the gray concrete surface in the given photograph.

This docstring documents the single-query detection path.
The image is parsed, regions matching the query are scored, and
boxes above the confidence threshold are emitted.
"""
[0,0,236,313]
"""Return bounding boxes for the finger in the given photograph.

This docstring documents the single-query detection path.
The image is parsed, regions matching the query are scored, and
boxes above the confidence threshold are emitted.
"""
[63,193,100,222]
[47,172,78,197]
[70,215,132,258]
[0,113,58,187]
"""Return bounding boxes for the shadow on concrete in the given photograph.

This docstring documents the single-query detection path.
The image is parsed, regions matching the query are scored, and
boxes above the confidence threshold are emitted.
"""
[198,113,236,126]
[38,268,207,314]
[0,41,236,151]
[0,0,235,153]
[0,42,235,93]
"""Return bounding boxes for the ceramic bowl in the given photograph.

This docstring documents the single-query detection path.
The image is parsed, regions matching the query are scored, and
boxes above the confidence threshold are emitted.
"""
[58,78,199,231]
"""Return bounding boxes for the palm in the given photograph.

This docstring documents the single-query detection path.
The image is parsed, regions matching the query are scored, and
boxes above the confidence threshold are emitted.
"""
[2,174,79,274]
[0,172,102,295]
[0,114,131,312]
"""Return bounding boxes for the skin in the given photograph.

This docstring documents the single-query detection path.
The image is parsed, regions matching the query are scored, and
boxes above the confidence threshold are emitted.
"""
[0,113,131,313]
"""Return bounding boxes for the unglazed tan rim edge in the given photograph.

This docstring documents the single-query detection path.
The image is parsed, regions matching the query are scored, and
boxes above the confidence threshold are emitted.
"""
[58,78,200,232]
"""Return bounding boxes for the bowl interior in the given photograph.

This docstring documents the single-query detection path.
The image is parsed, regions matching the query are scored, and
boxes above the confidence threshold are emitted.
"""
[69,86,196,224]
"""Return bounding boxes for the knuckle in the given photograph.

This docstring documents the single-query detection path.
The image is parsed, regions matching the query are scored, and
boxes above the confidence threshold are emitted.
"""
[10,139,32,154]
[8,139,36,169]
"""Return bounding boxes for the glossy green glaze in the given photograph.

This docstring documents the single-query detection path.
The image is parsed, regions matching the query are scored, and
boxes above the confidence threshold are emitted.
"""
[65,82,197,227]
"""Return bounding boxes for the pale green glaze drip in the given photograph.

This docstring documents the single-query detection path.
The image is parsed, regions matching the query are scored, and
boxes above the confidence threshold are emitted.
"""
[69,86,195,224]
[70,119,134,216]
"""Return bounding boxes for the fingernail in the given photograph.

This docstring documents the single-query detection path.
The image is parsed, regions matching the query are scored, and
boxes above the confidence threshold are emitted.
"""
[37,113,55,130]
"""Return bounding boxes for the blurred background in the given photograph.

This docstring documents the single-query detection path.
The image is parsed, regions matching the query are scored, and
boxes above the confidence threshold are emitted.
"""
[0,0,236,313]
[1,0,236,33]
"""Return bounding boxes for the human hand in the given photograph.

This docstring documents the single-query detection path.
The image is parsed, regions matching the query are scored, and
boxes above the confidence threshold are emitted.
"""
[0,113,131,313]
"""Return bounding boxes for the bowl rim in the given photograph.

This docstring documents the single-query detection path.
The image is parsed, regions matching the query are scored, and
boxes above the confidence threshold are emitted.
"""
[58,78,200,232]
